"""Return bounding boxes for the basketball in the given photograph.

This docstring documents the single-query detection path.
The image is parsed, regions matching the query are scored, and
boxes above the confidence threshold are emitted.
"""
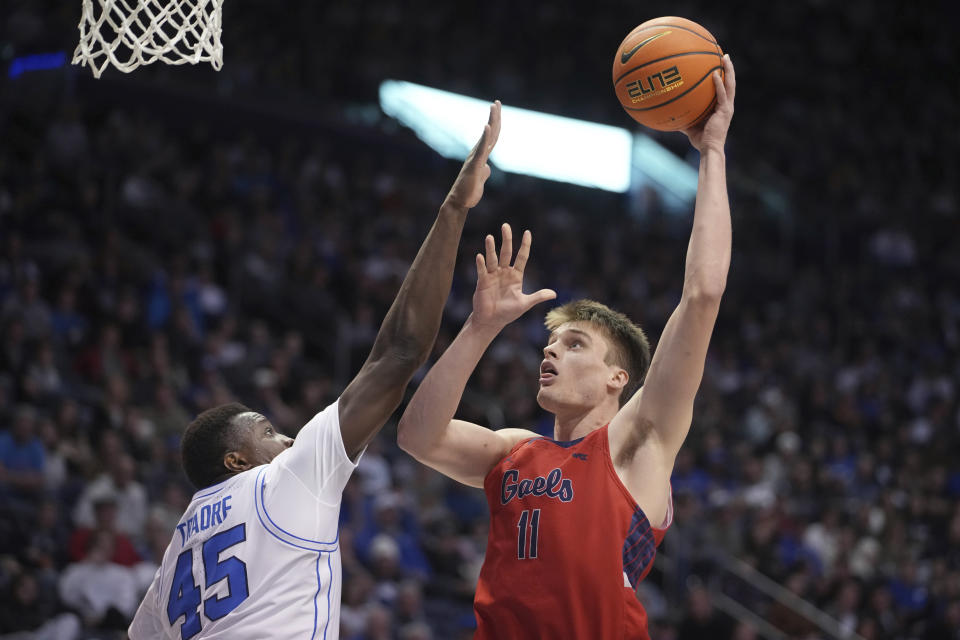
[612,17,724,131]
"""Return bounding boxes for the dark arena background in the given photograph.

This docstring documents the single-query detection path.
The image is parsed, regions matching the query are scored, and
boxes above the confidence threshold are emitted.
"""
[0,1,958,638]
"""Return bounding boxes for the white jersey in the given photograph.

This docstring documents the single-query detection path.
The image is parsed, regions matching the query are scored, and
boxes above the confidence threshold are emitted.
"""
[129,400,359,640]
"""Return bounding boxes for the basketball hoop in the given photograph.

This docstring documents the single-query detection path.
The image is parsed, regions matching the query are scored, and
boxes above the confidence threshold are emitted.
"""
[72,0,223,78]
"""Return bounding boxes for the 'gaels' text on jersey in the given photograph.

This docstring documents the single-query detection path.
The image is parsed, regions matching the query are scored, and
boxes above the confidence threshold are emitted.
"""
[475,424,672,639]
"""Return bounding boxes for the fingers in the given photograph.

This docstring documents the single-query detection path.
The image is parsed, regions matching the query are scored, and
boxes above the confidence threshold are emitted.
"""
[721,53,735,104]
[466,124,490,164]
[712,69,727,107]
[499,223,513,268]
[526,288,558,307]
[513,229,533,273]
[519,289,558,315]
[484,234,498,272]
[486,100,502,154]
[475,253,486,281]
[483,225,534,274]
[469,101,502,166]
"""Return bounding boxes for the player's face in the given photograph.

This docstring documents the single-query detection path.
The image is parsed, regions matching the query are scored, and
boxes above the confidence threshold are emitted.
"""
[537,322,623,414]
[234,412,293,466]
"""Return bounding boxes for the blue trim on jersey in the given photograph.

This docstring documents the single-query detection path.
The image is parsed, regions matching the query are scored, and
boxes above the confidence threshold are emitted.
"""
[253,469,339,552]
[307,552,333,640]
[257,469,340,545]
[194,478,231,500]
[528,435,587,449]
[311,553,321,640]
[323,552,332,640]
[622,508,657,589]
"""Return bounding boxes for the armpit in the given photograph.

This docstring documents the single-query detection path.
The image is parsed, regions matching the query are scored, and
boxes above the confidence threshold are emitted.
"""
[614,417,654,467]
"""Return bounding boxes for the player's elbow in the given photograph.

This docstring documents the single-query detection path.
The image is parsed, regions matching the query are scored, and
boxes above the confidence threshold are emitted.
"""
[684,259,728,299]
[372,338,429,382]
[684,283,725,307]
[683,271,726,305]
[390,343,430,374]
[396,418,415,453]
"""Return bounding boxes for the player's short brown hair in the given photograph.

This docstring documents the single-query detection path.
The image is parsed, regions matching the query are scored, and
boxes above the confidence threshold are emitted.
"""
[181,402,251,489]
[545,300,651,406]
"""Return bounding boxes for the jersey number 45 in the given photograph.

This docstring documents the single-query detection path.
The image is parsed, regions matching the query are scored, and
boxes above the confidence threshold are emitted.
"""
[167,523,250,640]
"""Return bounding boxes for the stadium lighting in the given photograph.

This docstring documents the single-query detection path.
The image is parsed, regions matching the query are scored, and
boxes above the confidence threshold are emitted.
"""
[631,134,699,210]
[379,80,632,193]
[378,79,697,206]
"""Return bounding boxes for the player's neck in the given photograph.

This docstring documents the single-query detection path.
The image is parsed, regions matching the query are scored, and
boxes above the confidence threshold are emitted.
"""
[552,402,618,442]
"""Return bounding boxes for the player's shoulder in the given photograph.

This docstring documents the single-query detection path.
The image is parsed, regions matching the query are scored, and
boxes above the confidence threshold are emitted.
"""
[497,428,541,455]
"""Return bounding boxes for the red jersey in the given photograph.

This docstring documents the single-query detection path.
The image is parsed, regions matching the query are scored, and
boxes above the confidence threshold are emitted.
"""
[474,425,671,640]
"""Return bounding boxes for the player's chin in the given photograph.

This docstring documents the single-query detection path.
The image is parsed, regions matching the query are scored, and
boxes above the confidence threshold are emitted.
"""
[536,387,558,412]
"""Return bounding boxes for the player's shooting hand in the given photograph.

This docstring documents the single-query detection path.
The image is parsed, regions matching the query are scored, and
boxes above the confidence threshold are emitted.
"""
[471,223,556,332]
[444,101,502,210]
[683,54,735,153]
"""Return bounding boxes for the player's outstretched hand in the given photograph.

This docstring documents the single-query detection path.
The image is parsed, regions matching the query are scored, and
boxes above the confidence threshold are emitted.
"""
[444,101,502,210]
[682,54,735,153]
[472,223,556,332]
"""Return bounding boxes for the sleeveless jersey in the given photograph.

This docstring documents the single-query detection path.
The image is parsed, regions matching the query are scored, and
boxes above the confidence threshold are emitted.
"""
[474,425,672,640]
[129,401,359,640]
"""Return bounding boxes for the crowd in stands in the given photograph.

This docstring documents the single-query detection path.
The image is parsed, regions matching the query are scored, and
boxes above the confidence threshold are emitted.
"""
[1,0,958,639]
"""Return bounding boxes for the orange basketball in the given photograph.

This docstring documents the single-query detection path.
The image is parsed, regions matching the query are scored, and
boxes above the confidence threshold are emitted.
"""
[612,17,724,131]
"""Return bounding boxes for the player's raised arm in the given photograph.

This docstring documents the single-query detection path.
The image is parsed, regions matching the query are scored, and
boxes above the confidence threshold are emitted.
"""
[337,101,502,459]
[398,224,556,487]
[610,55,736,464]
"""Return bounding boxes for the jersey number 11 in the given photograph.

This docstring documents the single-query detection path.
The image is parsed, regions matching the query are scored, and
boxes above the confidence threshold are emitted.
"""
[517,509,541,559]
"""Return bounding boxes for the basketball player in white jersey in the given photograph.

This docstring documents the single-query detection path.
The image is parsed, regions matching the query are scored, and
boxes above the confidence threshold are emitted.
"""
[128,102,503,640]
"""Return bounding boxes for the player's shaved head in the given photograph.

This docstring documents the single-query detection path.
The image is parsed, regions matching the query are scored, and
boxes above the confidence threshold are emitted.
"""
[181,402,254,489]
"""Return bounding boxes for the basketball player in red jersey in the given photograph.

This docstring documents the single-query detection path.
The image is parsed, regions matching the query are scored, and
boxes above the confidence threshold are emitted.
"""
[398,55,735,639]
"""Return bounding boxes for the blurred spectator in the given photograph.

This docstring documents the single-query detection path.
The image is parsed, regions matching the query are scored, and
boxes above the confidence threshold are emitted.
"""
[0,571,81,640]
[0,406,46,498]
[50,286,88,347]
[828,578,863,637]
[730,622,758,640]
[50,399,95,478]
[767,572,818,637]
[677,584,733,640]
[368,533,403,606]
[23,342,62,401]
[356,492,431,580]
[395,579,428,627]
[341,572,376,639]
[398,620,433,640]
[73,453,148,539]
[148,480,191,533]
[923,599,960,640]
[888,560,930,616]
[21,499,71,571]
[58,531,139,632]
[146,381,192,441]
[355,603,394,640]
[68,494,140,566]
[1,277,51,341]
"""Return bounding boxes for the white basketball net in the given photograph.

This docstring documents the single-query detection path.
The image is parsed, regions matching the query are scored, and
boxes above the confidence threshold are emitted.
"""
[72,0,223,78]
